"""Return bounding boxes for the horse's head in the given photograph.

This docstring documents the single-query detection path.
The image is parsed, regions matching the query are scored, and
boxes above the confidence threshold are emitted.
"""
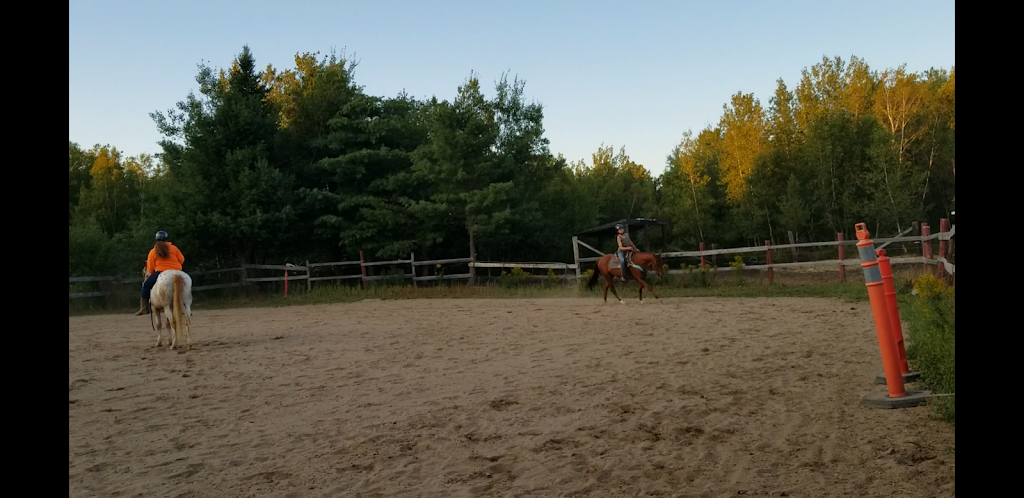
[638,252,665,277]
[653,252,665,277]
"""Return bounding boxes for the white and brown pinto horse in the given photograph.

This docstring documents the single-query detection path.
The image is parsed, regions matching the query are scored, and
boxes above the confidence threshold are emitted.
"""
[143,267,194,350]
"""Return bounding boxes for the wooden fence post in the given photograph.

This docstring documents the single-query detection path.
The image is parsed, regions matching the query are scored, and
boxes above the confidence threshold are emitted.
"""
[411,252,417,288]
[572,236,581,285]
[937,218,949,279]
[306,260,311,292]
[469,232,477,286]
[837,232,846,283]
[359,250,367,290]
[765,240,773,284]
[788,231,798,263]
[921,224,932,275]
[699,242,706,268]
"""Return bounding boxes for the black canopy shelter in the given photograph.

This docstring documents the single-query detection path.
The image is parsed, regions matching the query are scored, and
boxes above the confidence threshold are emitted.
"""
[574,218,668,254]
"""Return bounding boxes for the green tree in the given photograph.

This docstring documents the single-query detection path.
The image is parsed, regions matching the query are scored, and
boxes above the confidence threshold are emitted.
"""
[798,109,874,238]
[69,142,96,223]
[410,72,556,261]
[306,92,430,259]
[151,45,294,265]
[534,154,602,260]
[873,64,926,165]
[583,144,657,224]
[778,174,808,239]
[658,129,720,245]
[718,92,769,204]
[768,79,801,156]
[74,145,148,235]
[864,124,925,234]
[914,67,956,220]
[794,55,875,130]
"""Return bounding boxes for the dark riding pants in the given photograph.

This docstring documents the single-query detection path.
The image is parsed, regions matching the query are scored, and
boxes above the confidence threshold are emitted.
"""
[142,271,161,299]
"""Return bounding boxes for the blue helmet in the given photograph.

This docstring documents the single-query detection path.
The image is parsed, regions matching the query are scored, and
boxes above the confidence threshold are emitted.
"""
[155,231,169,241]
[615,224,624,230]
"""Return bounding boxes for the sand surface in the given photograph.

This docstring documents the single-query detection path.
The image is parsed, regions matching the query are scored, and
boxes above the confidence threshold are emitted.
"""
[69,297,955,497]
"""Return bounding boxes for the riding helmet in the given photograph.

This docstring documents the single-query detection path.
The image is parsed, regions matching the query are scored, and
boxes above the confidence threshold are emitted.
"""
[155,231,169,241]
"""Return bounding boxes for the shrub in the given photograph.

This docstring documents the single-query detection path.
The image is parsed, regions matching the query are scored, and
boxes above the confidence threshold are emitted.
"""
[905,273,955,423]
[500,266,529,288]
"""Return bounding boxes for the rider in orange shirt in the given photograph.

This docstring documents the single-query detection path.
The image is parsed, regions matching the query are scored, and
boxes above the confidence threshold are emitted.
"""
[135,231,185,315]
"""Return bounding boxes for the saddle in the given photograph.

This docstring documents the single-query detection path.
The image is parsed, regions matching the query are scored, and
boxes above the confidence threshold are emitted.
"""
[609,253,640,271]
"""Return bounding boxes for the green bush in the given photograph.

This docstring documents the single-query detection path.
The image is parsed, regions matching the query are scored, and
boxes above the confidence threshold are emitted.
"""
[500,266,529,288]
[729,255,744,285]
[684,263,716,288]
[580,268,595,290]
[378,267,408,287]
[544,268,561,288]
[69,218,116,276]
[69,217,153,277]
[905,274,955,423]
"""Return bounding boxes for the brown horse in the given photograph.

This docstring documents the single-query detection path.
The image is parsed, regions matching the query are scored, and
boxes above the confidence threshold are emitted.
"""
[586,251,664,304]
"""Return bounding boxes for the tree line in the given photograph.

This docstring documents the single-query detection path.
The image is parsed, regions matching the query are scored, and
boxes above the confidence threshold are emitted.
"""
[69,47,954,276]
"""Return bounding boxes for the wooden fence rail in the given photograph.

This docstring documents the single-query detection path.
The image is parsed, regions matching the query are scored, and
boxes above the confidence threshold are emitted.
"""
[70,221,953,300]
[573,220,955,283]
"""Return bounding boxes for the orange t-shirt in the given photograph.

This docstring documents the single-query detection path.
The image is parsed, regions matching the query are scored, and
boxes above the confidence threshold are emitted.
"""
[147,243,185,273]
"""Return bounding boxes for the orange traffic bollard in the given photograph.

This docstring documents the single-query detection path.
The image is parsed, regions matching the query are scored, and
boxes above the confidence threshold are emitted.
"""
[877,249,907,373]
[856,224,929,409]
[855,224,905,398]
[874,249,921,385]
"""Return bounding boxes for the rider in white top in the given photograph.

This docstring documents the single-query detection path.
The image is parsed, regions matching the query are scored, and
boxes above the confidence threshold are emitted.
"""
[616,224,638,282]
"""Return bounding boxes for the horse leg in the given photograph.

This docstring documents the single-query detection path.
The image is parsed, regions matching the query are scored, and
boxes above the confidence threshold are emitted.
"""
[647,280,660,300]
[635,272,652,304]
[154,310,164,348]
[608,275,624,304]
[638,277,659,301]
[167,315,177,350]
[183,315,192,350]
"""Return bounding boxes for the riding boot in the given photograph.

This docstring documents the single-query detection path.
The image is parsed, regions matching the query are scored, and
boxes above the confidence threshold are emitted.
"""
[134,298,150,316]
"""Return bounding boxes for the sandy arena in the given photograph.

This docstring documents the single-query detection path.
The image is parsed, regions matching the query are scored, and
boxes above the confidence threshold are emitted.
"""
[69,297,955,497]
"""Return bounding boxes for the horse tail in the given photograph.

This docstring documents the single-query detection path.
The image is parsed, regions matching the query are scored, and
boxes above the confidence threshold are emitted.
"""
[172,274,185,346]
[586,261,601,290]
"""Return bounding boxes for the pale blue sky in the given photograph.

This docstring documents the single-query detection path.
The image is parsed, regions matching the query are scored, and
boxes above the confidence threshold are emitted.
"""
[69,1,955,176]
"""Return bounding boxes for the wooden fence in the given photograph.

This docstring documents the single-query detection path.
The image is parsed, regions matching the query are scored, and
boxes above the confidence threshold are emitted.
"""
[70,220,954,300]
[68,253,575,300]
[573,220,955,283]
[68,266,249,299]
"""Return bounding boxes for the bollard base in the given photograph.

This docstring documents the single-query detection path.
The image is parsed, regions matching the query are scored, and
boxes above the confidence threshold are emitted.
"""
[861,390,931,409]
[875,372,921,385]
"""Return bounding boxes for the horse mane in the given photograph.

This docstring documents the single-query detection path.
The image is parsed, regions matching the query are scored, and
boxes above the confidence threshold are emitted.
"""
[155,241,170,259]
